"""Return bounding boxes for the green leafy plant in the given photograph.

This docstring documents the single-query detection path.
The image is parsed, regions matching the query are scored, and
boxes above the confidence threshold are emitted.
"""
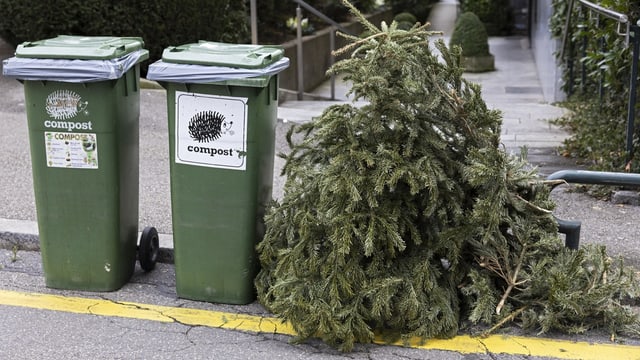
[550,0,640,172]
[255,0,640,352]
[286,17,315,35]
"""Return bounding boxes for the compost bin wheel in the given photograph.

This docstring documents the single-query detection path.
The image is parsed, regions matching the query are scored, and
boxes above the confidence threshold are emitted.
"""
[139,226,159,272]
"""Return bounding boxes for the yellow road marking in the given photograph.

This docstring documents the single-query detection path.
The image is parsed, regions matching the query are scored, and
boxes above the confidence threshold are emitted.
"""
[0,289,639,359]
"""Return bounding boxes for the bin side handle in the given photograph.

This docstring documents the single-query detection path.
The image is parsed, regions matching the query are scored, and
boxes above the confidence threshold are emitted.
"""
[123,70,129,96]
[267,80,271,105]
[134,65,139,93]
[272,76,278,103]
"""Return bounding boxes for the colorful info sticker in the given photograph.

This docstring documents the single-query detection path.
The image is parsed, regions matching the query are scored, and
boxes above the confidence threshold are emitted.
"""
[45,132,98,169]
[175,91,248,171]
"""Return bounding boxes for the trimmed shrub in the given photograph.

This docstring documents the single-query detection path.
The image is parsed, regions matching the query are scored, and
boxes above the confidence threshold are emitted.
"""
[394,12,418,30]
[449,12,491,57]
[393,12,417,24]
[449,12,494,72]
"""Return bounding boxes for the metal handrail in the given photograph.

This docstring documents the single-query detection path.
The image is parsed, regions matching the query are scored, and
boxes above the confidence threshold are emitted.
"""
[293,0,353,36]
[292,0,356,101]
[249,0,357,101]
[547,170,640,249]
[578,0,628,24]
[580,0,630,41]
[562,0,630,59]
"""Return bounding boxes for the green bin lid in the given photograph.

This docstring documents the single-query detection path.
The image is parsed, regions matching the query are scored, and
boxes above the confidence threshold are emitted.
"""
[15,35,146,60]
[161,41,283,69]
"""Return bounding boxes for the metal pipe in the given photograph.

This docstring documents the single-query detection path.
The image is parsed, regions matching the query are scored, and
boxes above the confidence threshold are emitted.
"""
[557,218,581,250]
[548,169,640,250]
[560,0,575,61]
[547,170,640,187]
[296,6,304,101]
[626,24,640,164]
[330,28,336,100]
[250,0,258,45]
[578,0,628,24]
[292,0,353,35]
[567,36,574,96]
[581,31,587,92]
[290,0,347,100]
[577,8,587,91]
[598,35,605,105]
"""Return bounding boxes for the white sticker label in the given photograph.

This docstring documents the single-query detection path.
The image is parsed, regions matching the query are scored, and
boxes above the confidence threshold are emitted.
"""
[175,91,247,170]
[45,90,89,120]
[45,132,98,169]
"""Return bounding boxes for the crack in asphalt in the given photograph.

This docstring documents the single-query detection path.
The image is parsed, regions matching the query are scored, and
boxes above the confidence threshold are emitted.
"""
[233,319,245,331]
[184,326,199,346]
[478,339,499,360]
[390,351,424,360]
[104,299,273,337]
[95,296,203,351]
[96,296,187,325]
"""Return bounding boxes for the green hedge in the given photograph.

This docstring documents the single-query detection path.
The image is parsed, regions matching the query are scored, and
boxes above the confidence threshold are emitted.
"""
[0,0,249,75]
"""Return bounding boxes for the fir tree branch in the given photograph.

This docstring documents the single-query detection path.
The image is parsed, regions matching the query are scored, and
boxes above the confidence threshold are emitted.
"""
[340,0,379,34]
[333,31,387,57]
[255,0,640,349]
[512,193,553,215]
[542,179,567,188]
[477,256,508,282]
[482,306,528,337]
[496,245,528,315]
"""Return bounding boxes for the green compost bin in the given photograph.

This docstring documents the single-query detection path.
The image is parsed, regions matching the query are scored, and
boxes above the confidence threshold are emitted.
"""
[3,36,150,291]
[147,41,289,304]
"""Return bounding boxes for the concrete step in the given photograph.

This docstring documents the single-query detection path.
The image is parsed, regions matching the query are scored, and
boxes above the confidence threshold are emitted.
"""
[278,100,367,123]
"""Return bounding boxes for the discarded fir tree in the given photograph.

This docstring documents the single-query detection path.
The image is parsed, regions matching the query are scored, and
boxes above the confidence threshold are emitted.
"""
[255,1,640,351]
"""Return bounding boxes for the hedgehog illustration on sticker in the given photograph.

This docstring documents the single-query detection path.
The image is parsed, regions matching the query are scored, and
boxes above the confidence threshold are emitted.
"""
[175,91,248,170]
[45,90,89,120]
[188,110,235,142]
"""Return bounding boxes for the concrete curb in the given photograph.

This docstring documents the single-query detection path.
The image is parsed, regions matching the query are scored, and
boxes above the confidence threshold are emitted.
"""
[0,218,175,264]
[0,219,39,252]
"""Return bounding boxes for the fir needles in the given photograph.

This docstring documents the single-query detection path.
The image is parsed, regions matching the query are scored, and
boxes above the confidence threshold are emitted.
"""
[255,0,640,351]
